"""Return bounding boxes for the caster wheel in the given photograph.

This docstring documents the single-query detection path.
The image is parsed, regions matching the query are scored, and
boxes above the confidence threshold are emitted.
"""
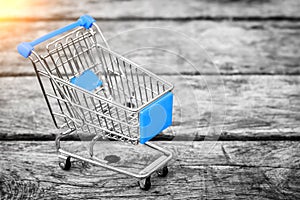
[157,166,168,177]
[59,156,71,170]
[138,176,151,191]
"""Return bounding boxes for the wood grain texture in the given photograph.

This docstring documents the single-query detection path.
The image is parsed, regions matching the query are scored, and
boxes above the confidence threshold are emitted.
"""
[1,75,299,140]
[1,1,299,199]
[0,141,299,199]
[2,20,300,76]
[1,0,300,20]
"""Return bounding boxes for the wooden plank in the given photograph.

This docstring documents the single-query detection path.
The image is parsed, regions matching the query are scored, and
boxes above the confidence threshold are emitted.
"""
[1,0,300,20]
[3,20,300,76]
[1,75,299,140]
[0,141,299,199]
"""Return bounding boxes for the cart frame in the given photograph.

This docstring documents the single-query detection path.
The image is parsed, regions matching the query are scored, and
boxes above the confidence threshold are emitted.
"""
[18,15,174,190]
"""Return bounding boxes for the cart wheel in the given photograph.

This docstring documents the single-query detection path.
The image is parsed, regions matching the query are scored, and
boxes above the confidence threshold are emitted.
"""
[138,176,151,190]
[59,156,71,170]
[156,166,168,177]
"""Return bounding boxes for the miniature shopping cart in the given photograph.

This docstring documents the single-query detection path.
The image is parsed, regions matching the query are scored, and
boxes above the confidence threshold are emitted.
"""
[17,15,173,190]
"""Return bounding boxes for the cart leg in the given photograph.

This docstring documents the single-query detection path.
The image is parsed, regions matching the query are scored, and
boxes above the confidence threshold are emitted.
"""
[55,129,76,170]
[89,134,102,157]
[55,128,76,151]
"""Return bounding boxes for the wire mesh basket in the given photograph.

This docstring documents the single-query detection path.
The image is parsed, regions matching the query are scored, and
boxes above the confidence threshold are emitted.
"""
[18,15,174,190]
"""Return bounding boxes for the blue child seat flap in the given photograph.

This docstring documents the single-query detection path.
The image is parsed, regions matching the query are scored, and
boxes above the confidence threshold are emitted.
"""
[70,69,102,91]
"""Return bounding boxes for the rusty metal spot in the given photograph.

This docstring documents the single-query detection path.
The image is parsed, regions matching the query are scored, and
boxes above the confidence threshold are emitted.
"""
[104,155,121,164]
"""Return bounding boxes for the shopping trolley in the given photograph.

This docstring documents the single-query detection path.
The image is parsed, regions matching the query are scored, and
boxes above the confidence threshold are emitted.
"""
[17,15,173,190]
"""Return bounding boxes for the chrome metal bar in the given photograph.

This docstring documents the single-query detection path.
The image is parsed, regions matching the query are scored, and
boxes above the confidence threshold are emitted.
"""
[26,20,174,184]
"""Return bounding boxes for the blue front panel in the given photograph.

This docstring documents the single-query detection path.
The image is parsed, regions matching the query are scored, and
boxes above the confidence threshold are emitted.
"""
[139,92,173,144]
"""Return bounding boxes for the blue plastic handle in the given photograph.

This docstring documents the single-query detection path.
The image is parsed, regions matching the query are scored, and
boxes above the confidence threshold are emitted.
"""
[17,15,96,58]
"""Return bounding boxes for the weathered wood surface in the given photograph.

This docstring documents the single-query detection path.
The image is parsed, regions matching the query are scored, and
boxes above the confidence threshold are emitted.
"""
[2,20,300,76]
[1,0,299,199]
[0,141,299,199]
[1,0,300,20]
[1,75,299,140]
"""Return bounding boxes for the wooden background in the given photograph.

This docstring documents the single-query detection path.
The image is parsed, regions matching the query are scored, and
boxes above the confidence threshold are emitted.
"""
[0,0,299,199]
